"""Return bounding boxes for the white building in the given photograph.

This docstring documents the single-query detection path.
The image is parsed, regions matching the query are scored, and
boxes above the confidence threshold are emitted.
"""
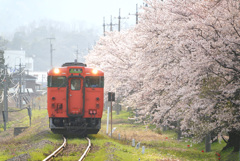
[4,50,34,72]
[4,50,48,89]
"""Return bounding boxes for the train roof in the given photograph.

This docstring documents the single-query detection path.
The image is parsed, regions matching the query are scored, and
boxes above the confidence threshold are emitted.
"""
[62,62,87,67]
[48,62,104,76]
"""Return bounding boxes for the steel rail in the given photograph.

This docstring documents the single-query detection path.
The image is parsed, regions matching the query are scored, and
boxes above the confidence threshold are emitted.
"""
[78,137,91,161]
[43,136,67,161]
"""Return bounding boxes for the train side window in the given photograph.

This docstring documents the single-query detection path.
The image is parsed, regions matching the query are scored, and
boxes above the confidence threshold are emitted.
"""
[85,76,104,88]
[48,76,67,87]
[71,79,81,90]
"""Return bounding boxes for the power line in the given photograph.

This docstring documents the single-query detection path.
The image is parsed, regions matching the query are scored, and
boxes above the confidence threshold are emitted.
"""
[103,16,118,36]
[103,4,141,34]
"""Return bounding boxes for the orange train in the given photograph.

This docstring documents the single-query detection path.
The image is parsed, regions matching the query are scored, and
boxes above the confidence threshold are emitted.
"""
[47,62,104,136]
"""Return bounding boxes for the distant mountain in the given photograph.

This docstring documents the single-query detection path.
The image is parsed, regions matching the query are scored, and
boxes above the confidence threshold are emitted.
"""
[6,20,99,71]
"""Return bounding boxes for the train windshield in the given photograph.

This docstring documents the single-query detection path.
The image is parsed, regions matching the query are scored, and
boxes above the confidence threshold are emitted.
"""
[71,79,81,90]
[85,76,104,88]
[48,76,67,87]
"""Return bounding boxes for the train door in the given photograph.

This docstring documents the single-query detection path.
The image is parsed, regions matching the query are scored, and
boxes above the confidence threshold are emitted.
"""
[68,78,83,115]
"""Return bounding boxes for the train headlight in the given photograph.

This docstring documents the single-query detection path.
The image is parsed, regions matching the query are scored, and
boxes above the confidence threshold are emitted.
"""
[92,69,98,74]
[54,68,60,74]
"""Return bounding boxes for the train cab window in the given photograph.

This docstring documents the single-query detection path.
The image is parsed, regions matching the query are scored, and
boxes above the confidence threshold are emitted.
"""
[85,76,104,88]
[71,79,81,90]
[48,76,67,87]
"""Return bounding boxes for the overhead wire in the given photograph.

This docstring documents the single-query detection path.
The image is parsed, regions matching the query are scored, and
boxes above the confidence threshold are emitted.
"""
[0,75,6,84]
[8,83,20,99]
[15,68,25,75]
[10,78,17,86]
[0,66,28,104]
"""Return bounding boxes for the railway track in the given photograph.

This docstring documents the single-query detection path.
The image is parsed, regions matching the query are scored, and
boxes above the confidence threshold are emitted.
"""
[79,137,91,161]
[43,136,91,161]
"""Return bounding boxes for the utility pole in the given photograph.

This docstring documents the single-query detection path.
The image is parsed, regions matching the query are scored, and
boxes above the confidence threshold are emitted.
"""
[23,67,25,95]
[4,65,8,120]
[129,4,139,24]
[0,50,5,122]
[103,17,106,36]
[116,8,128,32]
[106,15,118,32]
[3,65,8,131]
[47,37,55,68]
[136,4,138,24]
[15,62,25,109]
[42,74,44,89]
[103,16,118,35]
[118,8,121,32]
[110,15,114,31]
[75,46,79,62]
[19,63,22,109]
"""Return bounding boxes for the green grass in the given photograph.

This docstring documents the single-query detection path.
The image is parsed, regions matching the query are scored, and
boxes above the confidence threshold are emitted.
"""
[102,110,133,124]
[0,106,64,160]
[0,107,27,131]
[102,110,132,119]
[29,144,54,160]
[218,147,239,161]
[97,109,237,161]
[0,107,48,131]
[88,135,224,161]
[86,134,165,161]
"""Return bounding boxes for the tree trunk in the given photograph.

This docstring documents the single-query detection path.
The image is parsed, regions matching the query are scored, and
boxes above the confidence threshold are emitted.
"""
[205,133,211,152]
[222,129,240,152]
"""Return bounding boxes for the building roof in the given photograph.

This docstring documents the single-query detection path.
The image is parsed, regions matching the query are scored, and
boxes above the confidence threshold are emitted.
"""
[12,73,37,80]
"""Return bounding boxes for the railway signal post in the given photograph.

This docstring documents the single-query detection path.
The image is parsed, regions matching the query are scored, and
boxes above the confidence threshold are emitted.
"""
[106,106,110,135]
[108,92,115,137]
[27,106,32,126]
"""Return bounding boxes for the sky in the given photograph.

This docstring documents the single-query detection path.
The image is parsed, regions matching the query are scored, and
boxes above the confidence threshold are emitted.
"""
[0,0,144,36]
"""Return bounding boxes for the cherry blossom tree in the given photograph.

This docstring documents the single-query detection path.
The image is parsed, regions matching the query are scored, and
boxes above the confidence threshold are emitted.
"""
[160,0,240,151]
[86,0,240,151]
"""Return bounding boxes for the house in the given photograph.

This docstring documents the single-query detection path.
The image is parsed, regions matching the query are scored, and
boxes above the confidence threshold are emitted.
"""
[11,73,37,93]
[28,71,48,89]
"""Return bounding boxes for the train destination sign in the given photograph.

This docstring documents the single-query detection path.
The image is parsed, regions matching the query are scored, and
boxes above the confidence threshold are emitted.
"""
[69,68,83,73]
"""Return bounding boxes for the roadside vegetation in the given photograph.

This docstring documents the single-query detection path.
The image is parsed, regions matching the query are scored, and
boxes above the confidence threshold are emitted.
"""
[0,95,63,161]
[89,110,237,161]
[0,106,62,160]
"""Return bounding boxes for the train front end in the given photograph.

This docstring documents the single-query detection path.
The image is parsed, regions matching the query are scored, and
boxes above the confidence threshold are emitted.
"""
[47,62,104,136]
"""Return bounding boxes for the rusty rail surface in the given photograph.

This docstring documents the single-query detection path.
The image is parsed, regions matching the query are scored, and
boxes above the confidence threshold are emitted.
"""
[78,137,91,161]
[43,136,67,161]
[43,136,91,161]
